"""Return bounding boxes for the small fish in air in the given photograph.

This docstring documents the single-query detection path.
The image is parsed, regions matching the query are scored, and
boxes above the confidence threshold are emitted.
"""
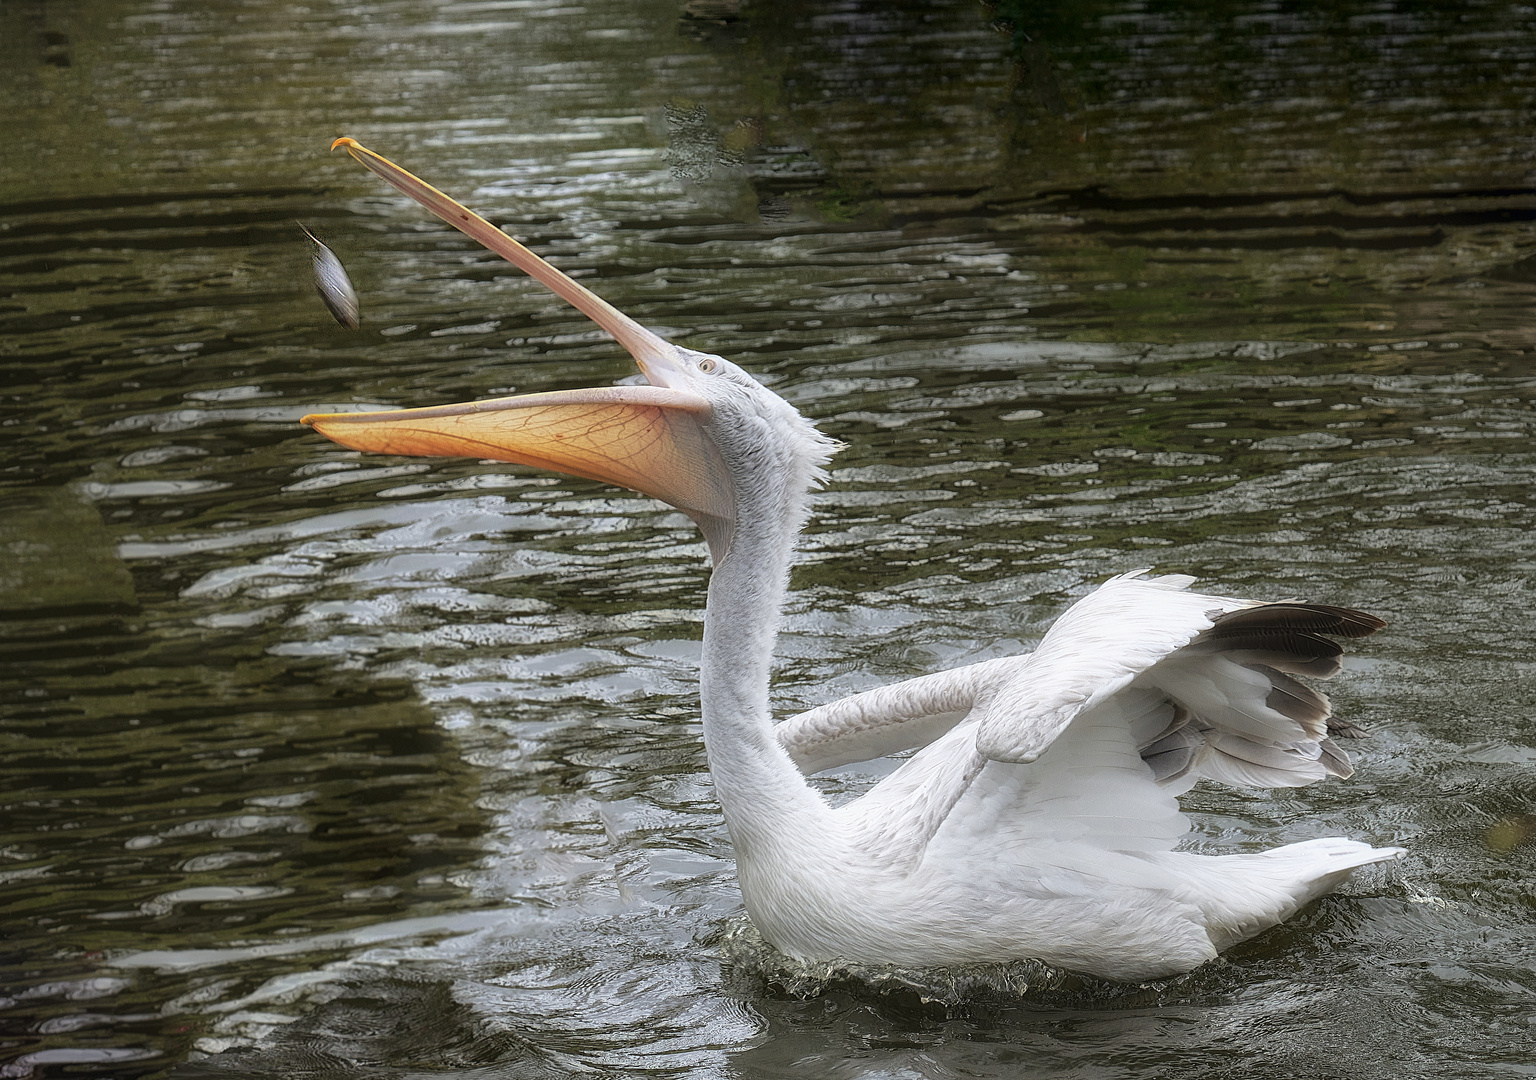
[299,223,360,329]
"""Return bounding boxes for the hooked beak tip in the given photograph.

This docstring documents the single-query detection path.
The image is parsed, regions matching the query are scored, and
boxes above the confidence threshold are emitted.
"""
[330,137,358,152]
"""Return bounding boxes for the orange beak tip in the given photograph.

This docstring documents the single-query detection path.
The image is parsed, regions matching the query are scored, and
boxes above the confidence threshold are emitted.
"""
[330,137,357,152]
[300,411,359,432]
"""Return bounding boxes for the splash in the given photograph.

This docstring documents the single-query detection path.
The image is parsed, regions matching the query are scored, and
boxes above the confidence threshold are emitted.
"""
[715,919,1184,1010]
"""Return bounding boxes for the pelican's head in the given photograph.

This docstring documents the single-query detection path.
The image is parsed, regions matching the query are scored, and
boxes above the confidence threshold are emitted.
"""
[302,140,839,563]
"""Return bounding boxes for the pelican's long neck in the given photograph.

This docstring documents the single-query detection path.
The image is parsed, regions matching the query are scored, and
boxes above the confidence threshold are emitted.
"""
[697,459,830,857]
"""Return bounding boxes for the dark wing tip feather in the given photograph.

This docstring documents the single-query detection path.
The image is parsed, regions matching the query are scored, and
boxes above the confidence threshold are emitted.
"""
[1210,603,1385,640]
[1207,628,1344,660]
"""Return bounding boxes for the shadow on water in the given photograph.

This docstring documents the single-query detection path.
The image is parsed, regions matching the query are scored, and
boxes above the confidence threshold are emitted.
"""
[5,0,1536,1077]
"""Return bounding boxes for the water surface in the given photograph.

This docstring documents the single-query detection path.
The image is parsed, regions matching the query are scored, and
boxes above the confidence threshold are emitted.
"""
[5,1,1536,1077]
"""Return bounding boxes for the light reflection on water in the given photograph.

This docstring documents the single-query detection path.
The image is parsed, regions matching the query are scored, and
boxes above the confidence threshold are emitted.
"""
[5,0,1536,1076]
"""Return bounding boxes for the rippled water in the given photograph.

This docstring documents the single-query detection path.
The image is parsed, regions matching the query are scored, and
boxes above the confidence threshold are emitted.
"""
[6,1,1536,1077]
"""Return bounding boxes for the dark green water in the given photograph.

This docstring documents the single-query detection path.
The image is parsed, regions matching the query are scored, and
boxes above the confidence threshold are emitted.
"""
[5,1,1536,1076]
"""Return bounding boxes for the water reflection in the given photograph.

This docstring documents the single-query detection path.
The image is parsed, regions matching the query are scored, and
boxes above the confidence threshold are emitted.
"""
[5,0,1536,1076]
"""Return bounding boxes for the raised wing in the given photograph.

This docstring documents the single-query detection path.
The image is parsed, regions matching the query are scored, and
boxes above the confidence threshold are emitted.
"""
[969,572,1256,764]
[779,571,1383,795]
[823,572,1384,870]
[775,573,1240,773]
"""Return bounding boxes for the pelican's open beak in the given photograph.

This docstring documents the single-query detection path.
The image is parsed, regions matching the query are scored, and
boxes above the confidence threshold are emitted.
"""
[300,139,735,556]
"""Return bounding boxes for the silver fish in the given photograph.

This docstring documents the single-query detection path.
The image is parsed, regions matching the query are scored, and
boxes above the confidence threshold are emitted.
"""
[299,223,360,330]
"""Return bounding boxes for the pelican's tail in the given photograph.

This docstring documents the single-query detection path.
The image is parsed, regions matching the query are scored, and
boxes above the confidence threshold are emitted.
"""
[1168,837,1405,951]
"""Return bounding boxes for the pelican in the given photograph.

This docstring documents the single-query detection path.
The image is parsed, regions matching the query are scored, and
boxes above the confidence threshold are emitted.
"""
[304,139,1404,982]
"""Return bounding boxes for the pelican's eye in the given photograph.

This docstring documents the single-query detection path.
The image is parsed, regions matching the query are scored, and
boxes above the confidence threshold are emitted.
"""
[698,358,718,374]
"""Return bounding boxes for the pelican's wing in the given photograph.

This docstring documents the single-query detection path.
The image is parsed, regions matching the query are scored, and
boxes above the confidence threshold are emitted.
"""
[1133,601,1384,792]
[768,571,1185,774]
[965,571,1383,790]
[774,573,1220,774]
[838,572,1383,869]
[783,571,1383,791]
[774,656,1019,774]
[967,571,1259,765]
[777,572,1237,780]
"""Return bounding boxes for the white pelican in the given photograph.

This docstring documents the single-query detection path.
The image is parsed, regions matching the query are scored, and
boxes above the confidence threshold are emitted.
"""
[304,140,1404,982]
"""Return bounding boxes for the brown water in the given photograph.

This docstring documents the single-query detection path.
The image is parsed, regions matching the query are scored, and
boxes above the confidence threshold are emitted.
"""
[5,1,1536,1077]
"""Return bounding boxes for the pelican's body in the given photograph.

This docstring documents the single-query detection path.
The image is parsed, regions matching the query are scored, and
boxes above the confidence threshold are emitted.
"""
[757,572,1394,978]
[305,140,1403,981]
